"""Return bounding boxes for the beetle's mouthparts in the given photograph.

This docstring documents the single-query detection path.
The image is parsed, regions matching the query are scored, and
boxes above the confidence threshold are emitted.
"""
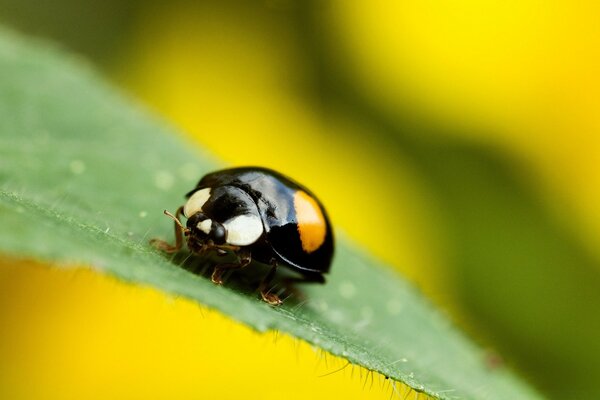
[198,243,209,255]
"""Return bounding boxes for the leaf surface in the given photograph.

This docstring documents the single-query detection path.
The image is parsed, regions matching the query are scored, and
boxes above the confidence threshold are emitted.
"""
[0,29,543,400]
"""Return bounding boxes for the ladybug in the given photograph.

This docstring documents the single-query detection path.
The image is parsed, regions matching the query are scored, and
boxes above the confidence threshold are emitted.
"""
[151,167,334,305]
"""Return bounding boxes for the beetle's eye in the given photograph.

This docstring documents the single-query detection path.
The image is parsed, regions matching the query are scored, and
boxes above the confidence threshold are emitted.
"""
[210,222,226,244]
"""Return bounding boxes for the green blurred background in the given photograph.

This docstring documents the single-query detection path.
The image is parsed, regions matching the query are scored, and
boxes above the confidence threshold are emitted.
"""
[1,1,599,398]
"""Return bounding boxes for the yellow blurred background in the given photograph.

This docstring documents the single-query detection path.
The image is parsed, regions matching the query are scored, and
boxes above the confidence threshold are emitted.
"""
[1,1,599,399]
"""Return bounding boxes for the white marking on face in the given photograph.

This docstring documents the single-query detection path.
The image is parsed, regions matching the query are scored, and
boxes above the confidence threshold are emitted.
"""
[197,219,212,234]
[184,188,211,218]
[223,214,263,246]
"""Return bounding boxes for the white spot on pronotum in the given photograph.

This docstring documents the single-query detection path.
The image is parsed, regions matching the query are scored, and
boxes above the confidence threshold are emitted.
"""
[197,219,212,234]
[223,214,263,246]
[139,211,148,218]
[339,281,357,299]
[386,299,404,315]
[178,162,200,181]
[184,188,211,217]
[154,170,174,191]
[69,160,86,174]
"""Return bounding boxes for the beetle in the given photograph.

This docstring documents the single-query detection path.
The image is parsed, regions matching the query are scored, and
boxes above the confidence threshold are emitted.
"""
[150,167,334,305]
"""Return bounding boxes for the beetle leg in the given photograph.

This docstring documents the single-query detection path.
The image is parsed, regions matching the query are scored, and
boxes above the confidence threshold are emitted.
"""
[259,260,282,306]
[211,251,251,285]
[150,206,186,253]
[213,244,241,252]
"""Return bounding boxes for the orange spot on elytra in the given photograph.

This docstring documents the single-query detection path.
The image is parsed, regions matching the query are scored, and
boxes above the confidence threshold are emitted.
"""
[294,190,326,253]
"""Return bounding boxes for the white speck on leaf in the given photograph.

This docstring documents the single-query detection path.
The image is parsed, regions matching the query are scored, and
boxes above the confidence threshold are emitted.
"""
[154,170,175,191]
[139,211,148,218]
[339,281,357,299]
[178,162,200,181]
[314,299,328,312]
[353,306,374,330]
[328,309,345,323]
[386,299,404,315]
[388,358,408,366]
[69,159,86,174]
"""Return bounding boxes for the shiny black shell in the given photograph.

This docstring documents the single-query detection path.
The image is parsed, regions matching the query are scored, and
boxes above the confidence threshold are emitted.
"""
[188,167,334,275]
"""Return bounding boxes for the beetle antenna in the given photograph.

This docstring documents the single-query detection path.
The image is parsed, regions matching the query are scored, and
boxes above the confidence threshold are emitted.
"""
[163,209,189,233]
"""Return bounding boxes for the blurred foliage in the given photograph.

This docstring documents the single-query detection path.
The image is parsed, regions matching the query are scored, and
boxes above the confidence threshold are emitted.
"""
[0,28,542,399]
[0,0,599,398]
[0,258,399,400]
[0,0,141,64]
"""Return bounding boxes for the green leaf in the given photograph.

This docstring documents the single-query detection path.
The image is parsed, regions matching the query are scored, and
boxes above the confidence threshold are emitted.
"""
[0,29,543,400]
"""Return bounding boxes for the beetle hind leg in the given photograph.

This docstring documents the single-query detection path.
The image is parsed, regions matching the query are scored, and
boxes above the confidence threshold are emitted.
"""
[211,251,251,285]
[259,260,282,306]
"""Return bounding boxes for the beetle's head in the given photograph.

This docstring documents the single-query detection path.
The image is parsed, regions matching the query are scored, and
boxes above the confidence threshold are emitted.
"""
[180,188,227,250]
[185,211,227,247]
[181,186,264,251]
